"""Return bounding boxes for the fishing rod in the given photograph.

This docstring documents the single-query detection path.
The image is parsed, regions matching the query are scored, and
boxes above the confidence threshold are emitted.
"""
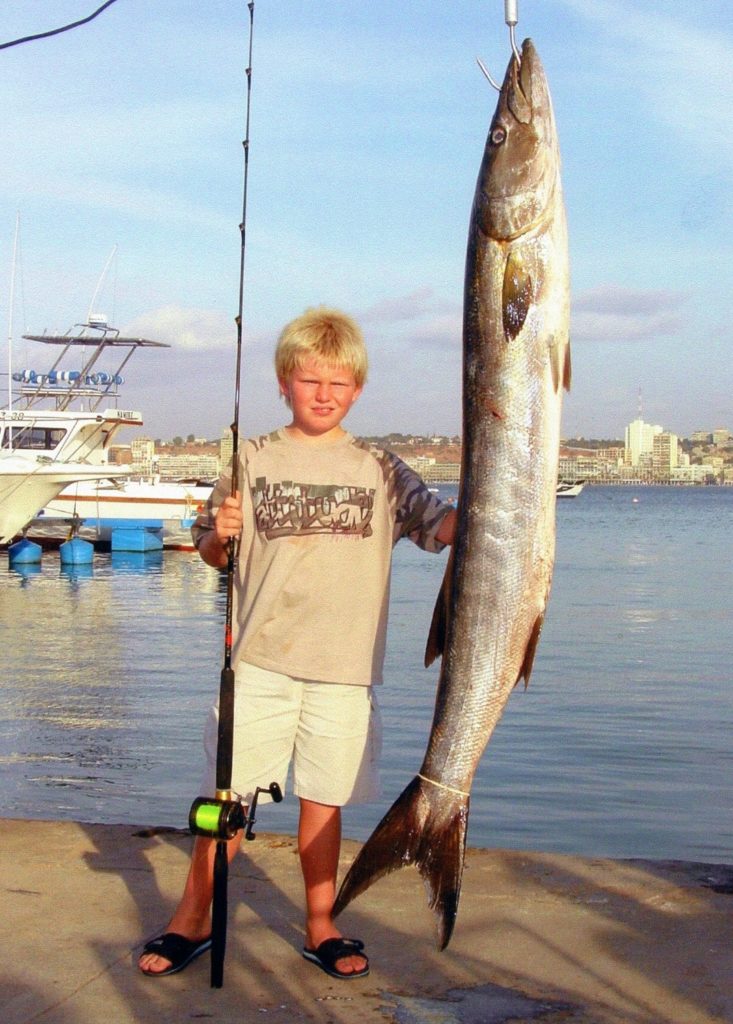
[187,1,281,990]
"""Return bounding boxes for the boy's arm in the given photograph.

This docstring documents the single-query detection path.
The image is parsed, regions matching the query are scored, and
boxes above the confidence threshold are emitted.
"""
[434,507,457,547]
[383,448,457,552]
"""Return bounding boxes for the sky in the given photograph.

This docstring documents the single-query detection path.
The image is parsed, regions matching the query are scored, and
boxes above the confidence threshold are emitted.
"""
[1,0,732,443]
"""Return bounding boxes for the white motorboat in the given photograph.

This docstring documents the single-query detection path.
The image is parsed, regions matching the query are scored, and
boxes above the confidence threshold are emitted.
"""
[556,479,585,498]
[31,475,214,550]
[1,319,168,544]
[0,455,127,545]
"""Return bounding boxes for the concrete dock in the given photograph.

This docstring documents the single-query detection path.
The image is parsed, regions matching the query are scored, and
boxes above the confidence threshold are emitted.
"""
[3,818,731,1024]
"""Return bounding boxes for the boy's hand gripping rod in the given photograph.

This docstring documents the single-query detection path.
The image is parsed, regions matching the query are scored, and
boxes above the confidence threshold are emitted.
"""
[187,2,281,990]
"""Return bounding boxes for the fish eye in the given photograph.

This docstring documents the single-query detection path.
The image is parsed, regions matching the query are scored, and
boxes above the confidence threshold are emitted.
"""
[491,126,507,145]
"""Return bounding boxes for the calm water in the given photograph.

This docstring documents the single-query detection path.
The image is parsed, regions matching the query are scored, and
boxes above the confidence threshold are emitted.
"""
[1,486,731,862]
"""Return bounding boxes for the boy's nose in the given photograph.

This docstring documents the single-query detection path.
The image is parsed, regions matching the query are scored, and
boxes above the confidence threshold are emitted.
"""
[315,383,331,402]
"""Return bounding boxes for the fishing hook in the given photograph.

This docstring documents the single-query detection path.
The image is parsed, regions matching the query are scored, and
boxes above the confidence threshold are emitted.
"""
[476,56,502,91]
[476,0,521,92]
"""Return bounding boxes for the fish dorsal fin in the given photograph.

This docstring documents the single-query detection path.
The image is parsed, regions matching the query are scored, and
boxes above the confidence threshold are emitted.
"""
[503,250,532,341]
[515,612,544,689]
[425,551,453,668]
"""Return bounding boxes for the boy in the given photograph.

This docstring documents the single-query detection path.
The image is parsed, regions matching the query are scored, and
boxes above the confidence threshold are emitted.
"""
[139,306,456,980]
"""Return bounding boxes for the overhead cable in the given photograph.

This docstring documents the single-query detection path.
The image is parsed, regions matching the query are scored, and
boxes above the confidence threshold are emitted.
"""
[0,0,119,51]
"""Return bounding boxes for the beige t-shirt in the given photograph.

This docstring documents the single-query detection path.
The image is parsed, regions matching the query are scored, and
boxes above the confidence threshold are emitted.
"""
[192,429,451,685]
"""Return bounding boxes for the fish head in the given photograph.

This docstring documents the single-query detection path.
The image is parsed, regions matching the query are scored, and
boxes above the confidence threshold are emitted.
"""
[476,38,559,241]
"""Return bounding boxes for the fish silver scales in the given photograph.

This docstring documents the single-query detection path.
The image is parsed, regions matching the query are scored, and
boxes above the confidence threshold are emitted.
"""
[334,38,570,949]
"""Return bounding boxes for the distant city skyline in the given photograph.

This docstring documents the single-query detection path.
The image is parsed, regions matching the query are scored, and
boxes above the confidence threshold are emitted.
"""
[125,417,731,448]
[120,416,732,487]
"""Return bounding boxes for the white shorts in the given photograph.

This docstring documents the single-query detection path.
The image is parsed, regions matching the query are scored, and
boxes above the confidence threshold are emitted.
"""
[200,662,382,807]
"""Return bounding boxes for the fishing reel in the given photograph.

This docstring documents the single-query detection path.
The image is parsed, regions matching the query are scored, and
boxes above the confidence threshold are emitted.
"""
[189,782,283,842]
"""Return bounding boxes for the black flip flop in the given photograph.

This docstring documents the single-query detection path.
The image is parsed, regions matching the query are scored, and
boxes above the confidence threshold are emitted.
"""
[302,937,370,980]
[140,932,212,977]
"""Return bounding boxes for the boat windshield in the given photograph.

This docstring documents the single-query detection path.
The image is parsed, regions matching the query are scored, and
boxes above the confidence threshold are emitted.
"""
[1,426,68,451]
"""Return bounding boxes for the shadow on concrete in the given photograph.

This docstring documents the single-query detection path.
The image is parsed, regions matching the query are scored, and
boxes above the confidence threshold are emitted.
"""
[4,817,731,1024]
[104,824,733,1023]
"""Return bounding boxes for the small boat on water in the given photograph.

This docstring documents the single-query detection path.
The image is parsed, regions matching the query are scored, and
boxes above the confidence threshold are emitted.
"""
[427,481,585,503]
[1,319,169,546]
[556,479,585,498]
[31,475,213,550]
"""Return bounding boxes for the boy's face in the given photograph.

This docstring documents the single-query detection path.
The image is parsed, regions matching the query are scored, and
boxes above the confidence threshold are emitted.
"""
[279,357,363,440]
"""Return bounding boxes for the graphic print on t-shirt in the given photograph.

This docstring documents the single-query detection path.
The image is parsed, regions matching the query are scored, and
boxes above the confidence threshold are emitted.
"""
[252,477,375,539]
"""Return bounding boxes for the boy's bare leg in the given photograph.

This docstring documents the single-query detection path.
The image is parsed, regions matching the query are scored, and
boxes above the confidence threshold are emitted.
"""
[138,831,243,974]
[298,797,367,975]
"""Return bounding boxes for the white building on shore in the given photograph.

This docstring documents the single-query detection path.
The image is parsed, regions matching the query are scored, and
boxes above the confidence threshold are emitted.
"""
[219,428,234,470]
[624,418,663,467]
[652,432,679,474]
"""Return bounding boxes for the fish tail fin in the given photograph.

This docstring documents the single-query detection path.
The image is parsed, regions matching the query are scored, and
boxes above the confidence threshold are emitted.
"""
[333,775,469,950]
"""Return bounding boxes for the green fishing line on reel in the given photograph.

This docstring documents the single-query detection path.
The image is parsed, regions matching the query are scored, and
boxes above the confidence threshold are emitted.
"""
[189,797,244,840]
[189,782,283,842]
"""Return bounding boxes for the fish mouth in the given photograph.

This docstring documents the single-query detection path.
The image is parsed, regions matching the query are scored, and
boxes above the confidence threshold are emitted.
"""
[505,39,536,125]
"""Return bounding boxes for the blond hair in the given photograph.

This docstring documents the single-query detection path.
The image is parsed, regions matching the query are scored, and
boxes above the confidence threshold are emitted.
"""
[274,306,368,389]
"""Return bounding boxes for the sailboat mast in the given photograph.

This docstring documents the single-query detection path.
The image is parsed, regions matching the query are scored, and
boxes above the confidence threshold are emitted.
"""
[7,212,20,414]
[87,244,118,325]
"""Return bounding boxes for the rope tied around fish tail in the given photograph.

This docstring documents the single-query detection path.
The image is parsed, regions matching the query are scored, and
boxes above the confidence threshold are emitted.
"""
[417,773,470,799]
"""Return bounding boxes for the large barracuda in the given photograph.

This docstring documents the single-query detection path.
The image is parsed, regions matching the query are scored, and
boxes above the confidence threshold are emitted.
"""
[334,38,570,948]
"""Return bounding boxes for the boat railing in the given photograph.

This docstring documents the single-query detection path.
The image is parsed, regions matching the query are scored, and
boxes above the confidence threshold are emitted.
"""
[12,369,125,405]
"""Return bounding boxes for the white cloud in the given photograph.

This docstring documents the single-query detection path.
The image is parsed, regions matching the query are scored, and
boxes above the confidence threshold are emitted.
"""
[4,172,231,230]
[122,306,235,351]
[403,313,462,352]
[571,284,687,342]
[574,285,685,315]
[361,287,436,325]
[358,289,461,356]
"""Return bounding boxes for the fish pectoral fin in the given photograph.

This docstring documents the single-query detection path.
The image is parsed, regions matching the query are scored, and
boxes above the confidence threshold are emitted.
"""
[503,250,532,341]
[425,550,453,668]
[515,613,544,689]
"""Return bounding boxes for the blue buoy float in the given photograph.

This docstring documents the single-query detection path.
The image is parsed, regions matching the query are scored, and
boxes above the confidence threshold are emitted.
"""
[59,536,94,565]
[8,537,43,564]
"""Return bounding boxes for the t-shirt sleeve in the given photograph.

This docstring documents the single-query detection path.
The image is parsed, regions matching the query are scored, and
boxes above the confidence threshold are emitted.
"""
[382,451,453,552]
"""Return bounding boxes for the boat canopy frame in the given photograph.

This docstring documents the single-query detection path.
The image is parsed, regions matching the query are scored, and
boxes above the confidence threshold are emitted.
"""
[17,322,169,412]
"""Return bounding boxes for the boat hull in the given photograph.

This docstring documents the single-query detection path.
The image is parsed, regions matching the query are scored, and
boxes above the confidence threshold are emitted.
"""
[556,480,585,498]
[0,457,127,544]
[27,479,213,550]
